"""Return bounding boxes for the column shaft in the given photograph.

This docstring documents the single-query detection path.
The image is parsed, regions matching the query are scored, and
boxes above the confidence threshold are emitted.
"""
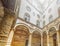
[47,34,50,46]
[0,14,15,46]
[41,35,43,46]
[28,34,32,46]
[5,29,14,46]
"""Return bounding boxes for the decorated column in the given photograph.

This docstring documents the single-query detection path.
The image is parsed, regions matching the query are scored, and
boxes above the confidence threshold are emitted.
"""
[0,10,15,46]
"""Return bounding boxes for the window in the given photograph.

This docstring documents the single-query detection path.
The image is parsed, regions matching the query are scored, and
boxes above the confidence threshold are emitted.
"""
[36,20,40,27]
[43,15,45,19]
[24,13,30,21]
[37,14,40,19]
[49,15,53,22]
[43,21,45,26]
[33,12,35,16]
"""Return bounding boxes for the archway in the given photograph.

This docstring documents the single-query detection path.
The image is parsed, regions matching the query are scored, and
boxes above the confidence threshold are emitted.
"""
[32,31,41,46]
[43,32,47,46]
[11,25,30,46]
[48,27,57,46]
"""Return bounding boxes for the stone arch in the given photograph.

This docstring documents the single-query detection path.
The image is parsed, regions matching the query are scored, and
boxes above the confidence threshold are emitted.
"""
[49,27,57,35]
[32,28,42,34]
[43,31,47,46]
[14,23,30,32]
[48,27,57,46]
[43,31,47,34]
[11,25,30,46]
[32,30,41,37]
[15,25,30,34]
[32,31,41,46]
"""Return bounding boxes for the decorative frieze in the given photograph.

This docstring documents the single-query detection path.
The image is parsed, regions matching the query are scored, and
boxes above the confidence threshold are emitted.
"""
[0,7,15,46]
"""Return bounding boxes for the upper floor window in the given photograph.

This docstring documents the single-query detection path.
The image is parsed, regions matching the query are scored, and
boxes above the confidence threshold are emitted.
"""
[36,20,40,27]
[43,21,45,26]
[49,15,53,22]
[43,15,45,19]
[24,13,30,22]
[33,12,35,16]
[37,14,40,19]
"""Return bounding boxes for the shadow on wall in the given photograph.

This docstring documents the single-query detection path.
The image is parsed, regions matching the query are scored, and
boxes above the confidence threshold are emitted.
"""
[1,0,16,11]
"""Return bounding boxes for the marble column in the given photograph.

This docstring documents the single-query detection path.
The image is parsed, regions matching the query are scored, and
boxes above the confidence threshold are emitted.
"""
[0,11,15,46]
[5,29,14,46]
[28,33,32,46]
[47,33,50,46]
[41,34,43,46]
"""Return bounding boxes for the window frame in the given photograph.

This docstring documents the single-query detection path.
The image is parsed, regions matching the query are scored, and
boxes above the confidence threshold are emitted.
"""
[24,13,30,22]
[49,15,53,22]
[36,20,40,27]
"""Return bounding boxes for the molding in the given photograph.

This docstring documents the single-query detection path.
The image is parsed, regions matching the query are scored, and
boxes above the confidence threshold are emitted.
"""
[18,17,60,30]
[17,17,42,30]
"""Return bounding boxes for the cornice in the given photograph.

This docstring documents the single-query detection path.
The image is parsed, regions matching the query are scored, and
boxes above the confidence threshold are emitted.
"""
[17,17,60,31]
